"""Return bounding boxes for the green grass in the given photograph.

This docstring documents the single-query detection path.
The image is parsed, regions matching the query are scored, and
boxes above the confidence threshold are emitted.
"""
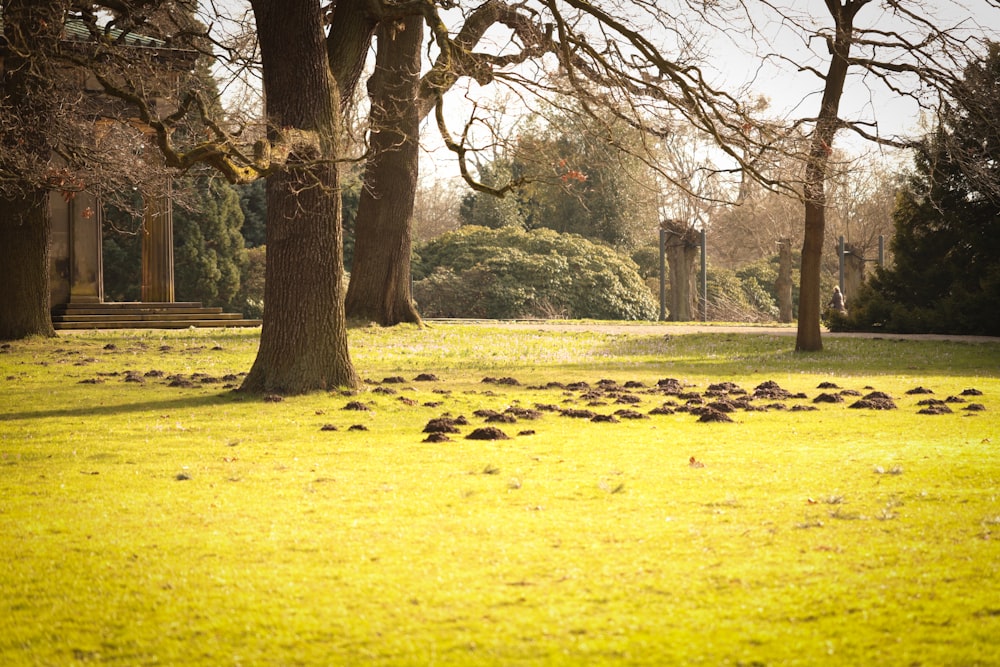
[2,323,999,666]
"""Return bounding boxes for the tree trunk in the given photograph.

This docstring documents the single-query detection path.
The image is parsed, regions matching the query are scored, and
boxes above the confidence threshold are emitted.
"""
[345,2,513,326]
[0,0,65,340]
[797,186,826,350]
[0,192,55,340]
[663,220,700,321]
[776,237,793,323]
[345,14,423,325]
[242,0,360,393]
[795,0,868,352]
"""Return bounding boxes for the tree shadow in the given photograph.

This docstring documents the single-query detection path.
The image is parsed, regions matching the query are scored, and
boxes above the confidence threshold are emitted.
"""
[0,390,256,422]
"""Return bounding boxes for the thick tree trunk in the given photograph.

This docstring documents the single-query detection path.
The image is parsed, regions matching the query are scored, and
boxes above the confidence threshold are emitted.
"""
[345,2,511,326]
[795,0,867,351]
[345,15,424,326]
[242,0,360,393]
[0,192,55,340]
[0,0,65,340]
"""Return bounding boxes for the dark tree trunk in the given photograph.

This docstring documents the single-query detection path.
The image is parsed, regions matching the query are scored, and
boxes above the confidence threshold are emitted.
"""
[242,0,360,393]
[0,193,55,340]
[798,184,826,350]
[0,0,65,340]
[345,15,424,326]
[796,0,868,351]
[776,237,793,323]
[345,2,510,326]
[663,220,700,321]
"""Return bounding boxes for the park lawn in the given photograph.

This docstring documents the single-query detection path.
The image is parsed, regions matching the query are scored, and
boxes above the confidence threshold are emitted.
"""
[1,323,999,666]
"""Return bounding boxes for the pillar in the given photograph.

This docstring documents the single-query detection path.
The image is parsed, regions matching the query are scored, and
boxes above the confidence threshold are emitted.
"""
[141,178,174,302]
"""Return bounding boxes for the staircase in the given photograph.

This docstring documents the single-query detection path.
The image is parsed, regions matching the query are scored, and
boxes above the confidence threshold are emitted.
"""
[51,302,261,330]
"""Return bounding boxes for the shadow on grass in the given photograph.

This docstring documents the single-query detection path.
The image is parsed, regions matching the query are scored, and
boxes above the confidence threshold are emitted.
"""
[0,390,259,422]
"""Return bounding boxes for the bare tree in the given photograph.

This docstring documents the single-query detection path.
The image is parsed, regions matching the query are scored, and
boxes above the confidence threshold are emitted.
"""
[0,1,69,339]
[343,0,780,325]
[742,1,998,349]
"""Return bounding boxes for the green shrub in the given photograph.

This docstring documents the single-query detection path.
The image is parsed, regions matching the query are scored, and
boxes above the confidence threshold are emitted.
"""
[413,226,656,320]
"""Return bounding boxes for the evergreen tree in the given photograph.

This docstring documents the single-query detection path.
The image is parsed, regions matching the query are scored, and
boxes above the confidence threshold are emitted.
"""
[173,175,247,310]
[237,180,267,248]
[843,44,1000,335]
[101,191,144,302]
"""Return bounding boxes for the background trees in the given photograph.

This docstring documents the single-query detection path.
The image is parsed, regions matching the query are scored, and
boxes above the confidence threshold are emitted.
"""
[172,176,246,312]
[4,1,999,391]
[841,44,1000,335]
[458,107,660,251]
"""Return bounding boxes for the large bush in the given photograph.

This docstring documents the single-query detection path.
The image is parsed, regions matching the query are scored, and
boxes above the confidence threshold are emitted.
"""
[413,226,657,320]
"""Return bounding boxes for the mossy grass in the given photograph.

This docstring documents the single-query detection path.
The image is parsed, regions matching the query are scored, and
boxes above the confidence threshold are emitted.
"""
[2,324,999,665]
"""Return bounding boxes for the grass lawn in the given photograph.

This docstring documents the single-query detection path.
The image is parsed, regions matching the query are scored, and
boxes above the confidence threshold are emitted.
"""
[1,323,999,666]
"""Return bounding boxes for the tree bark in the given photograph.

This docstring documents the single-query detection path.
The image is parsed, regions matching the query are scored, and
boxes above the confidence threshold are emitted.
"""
[795,0,869,351]
[0,192,55,340]
[345,14,424,325]
[242,0,360,393]
[345,1,523,326]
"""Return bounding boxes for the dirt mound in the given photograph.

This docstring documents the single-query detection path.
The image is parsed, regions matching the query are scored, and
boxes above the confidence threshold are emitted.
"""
[754,380,791,399]
[849,396,897,410]
[561,408,597,419]
[696,407,733,422]
[466,426,510,440]
[423,417,463,433]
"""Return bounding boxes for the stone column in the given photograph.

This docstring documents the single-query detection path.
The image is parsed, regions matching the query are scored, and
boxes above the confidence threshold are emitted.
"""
[141,178,174,303]
[844,242,866,309]
[776,237,793,323]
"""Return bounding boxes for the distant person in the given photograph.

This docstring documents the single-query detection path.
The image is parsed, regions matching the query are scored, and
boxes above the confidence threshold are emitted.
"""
[829,286,846,314]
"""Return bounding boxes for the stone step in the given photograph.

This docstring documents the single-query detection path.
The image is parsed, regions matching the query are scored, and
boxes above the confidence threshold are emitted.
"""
[54,319,261,330]
[53,312,243,323]
[54,302,218,313]
[51,301,261,330]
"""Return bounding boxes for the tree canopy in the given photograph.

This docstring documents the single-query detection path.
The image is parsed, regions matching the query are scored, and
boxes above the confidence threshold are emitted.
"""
[458,105,660,252]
